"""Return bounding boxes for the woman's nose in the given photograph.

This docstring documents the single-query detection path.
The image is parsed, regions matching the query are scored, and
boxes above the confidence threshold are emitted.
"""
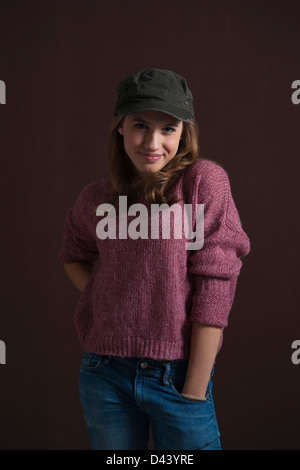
[144,131,160,150]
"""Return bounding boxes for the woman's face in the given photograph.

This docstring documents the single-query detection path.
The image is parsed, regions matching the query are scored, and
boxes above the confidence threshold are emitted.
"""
[118,110,183,173]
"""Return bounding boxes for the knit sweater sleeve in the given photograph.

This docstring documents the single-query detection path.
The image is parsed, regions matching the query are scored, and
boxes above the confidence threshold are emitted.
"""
[58,184,99,265]
[188,163,250,328]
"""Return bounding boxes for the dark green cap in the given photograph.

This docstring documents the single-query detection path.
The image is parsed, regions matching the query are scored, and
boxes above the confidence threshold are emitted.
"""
[114,68,194,122]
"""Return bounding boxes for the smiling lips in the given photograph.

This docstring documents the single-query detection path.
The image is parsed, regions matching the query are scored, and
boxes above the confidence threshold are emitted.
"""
[140,153,163,162]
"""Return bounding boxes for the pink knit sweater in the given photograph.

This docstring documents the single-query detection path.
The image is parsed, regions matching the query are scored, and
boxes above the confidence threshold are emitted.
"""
[58,159,250,359]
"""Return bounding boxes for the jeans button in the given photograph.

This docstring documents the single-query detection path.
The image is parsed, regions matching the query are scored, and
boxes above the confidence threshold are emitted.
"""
[140,361,148,369]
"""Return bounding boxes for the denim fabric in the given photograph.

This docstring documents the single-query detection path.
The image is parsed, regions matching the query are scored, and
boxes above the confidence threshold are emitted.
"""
[79,353,221,450]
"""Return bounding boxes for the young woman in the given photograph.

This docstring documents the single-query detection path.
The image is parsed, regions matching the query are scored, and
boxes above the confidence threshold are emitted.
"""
[58,68,250,450]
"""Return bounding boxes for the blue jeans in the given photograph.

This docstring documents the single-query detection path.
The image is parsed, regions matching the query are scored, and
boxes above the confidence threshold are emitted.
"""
[79,354,221,450]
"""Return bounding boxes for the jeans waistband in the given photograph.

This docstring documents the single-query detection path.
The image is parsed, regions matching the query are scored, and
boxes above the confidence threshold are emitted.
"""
[109,356,188,386]
[113,356,188,367]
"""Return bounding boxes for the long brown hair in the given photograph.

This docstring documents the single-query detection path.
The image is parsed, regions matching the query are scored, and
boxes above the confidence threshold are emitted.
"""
[106,115,200,213]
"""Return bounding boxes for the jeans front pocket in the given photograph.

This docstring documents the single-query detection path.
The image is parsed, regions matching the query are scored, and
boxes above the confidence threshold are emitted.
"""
[80,352,104,371]
[169,377,208,403]
[168,361,210,403]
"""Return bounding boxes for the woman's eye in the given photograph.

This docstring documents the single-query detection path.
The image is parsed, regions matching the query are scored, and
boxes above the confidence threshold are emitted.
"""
[134,124,175,133]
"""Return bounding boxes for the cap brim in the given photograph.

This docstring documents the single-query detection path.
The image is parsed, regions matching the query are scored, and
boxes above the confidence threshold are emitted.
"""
[115,101,194,122]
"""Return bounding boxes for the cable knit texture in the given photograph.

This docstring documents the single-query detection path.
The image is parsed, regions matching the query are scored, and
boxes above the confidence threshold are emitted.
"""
[58,159,250,359]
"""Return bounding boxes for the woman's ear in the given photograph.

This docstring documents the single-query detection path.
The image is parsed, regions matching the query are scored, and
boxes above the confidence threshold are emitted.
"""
[118,126,124,135]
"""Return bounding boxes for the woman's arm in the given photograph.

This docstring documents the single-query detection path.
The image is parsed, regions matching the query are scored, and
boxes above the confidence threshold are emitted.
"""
[181,323,222,400]
[63,262,94,292]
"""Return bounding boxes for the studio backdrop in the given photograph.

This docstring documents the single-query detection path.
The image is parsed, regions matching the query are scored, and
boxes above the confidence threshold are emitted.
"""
[0,0,299,450]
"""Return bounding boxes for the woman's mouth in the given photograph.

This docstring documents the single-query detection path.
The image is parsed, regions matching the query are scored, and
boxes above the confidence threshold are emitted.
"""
[140,153,163,162]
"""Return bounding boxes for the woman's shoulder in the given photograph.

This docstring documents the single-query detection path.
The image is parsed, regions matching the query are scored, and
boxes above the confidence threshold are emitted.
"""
[183,158,230,191]
[186,157,228,179]
[76,176,113,205]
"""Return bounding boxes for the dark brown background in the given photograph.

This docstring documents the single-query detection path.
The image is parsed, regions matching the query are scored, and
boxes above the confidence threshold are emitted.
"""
[0,0,299,450]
